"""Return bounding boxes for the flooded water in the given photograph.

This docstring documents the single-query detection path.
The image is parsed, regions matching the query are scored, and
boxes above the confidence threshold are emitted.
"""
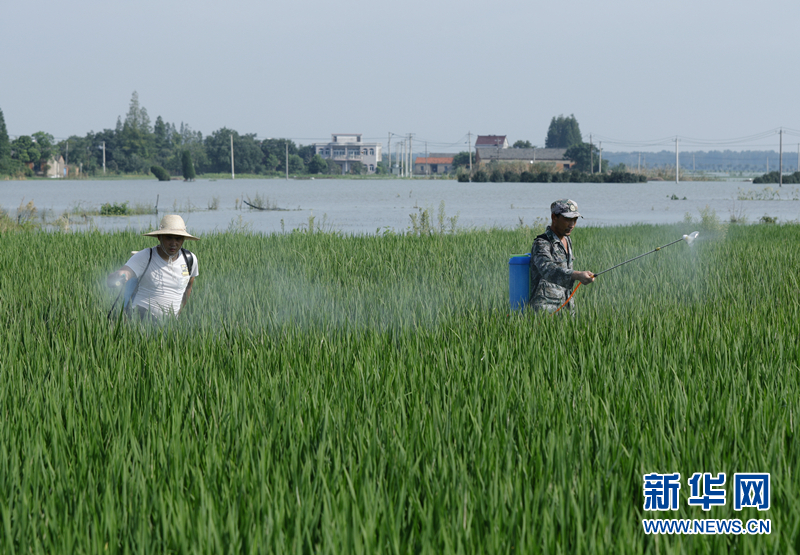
[2,177,798,234]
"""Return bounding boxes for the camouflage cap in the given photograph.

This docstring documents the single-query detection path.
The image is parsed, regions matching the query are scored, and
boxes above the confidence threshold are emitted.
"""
[551,198,582,218]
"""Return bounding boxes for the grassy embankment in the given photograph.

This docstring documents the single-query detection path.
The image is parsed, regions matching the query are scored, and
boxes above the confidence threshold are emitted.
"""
[0,223,798,553]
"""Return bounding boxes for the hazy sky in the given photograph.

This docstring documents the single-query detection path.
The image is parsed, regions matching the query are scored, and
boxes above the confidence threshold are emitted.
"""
[3,0,800,153]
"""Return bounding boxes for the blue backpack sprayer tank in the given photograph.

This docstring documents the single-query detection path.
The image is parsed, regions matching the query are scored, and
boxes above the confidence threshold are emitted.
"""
[508,253,531,312]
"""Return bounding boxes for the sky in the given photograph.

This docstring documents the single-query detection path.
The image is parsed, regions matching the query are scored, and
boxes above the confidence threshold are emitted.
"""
[3,0,800,153]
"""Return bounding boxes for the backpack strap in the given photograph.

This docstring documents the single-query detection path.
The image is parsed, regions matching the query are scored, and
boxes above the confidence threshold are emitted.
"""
[181,248,194,275]
[126,247,154,309]
[529,232,554,303]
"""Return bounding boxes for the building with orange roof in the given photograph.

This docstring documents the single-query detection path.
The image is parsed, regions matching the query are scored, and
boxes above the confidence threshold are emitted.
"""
[414,155,454,176]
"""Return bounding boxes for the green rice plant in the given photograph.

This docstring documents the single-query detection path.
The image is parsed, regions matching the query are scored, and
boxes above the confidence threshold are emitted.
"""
[0,224,797,553]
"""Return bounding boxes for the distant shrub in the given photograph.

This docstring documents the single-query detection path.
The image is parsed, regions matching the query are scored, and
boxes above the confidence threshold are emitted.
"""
[489,168,504,183]
[100,201,129,216]
[151,165,170,181]
[504,170,520,182]
[472,169,488,182]
[753,171,800,184]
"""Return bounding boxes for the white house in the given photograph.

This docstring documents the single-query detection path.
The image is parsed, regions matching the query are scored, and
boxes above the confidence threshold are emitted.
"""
[313,134,382,174]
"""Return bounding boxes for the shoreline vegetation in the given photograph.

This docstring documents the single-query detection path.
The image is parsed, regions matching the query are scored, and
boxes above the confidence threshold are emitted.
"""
[4,165,783,183]
[0,168,735,182]
[1,194,794,234]
[0,222,797,552]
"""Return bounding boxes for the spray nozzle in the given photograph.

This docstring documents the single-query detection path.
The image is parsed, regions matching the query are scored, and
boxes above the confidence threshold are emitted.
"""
[682,231,700,245]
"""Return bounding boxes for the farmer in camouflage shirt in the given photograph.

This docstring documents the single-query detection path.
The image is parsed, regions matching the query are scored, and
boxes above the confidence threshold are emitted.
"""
[529,199,595,314]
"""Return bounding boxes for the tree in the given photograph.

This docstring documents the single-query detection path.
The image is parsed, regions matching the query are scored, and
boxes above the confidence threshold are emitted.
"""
[308,154,327,174]
[203,129,264,174]
[513,140,533,149]
[203,128,235,173]
[233,133,264,174]
[326,158,341,175]
[90,129,120,174]
[564,142,607,173]
[264,154,280,172]
[11,136,41,165]
[55,135,97,176]
[153,116,172,163]
[31,132,54,173]
[288,154,305,174]
[119,91,154,163]
[451,151,475,171]
[545,114,583,148]
[297,144,316,164]
[175,123,206,174]
[349,161,365,175]
[261,139,297,171]
[181,150,196,181]
[0,108,10,164]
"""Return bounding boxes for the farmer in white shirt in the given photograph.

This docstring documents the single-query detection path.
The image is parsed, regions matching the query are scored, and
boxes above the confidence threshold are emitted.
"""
[107,214,199,319]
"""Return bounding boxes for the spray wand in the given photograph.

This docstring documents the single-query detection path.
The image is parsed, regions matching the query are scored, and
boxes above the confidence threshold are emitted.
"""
[592,231,699,277]
[552,231,699,315]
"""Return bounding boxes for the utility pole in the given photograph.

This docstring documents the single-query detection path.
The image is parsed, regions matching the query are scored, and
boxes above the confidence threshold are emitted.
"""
[468,131,473,178]
[675,137,679,184]
[408,134,413,178]
[230,134,235,180]
[590,134,593,174]
[425,141,428,176]
[102,141,106,175]
[779,128,783,187]
[401,138,405,177]
[599,141,602,174]
[638,152,641,174]
[65,141,69,178]
[285,142,289,180]
[388,132,391,175]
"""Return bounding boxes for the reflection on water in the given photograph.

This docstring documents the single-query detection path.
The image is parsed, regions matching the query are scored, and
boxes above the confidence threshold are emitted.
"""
[2,178,798,234]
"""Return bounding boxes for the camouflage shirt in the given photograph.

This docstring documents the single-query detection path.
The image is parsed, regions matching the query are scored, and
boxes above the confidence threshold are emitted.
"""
[529,226,576,314]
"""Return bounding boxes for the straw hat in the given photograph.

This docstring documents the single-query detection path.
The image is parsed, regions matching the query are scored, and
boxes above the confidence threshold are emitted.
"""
[143,214,199,240]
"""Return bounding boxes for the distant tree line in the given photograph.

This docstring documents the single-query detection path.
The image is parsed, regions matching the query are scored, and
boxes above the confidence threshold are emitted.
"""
[458,165,645,183]
[0,92,376,179]
[604,149,800,173]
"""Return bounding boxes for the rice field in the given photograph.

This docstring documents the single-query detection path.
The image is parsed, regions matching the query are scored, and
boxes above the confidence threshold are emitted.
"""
[0,222,798,553]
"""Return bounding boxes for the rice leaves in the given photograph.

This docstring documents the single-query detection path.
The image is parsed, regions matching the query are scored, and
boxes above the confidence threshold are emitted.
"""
[0,224,797,553]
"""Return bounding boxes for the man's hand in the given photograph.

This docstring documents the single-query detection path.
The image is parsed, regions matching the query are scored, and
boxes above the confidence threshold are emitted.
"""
[107,267,134,288]
[573,270,595,285]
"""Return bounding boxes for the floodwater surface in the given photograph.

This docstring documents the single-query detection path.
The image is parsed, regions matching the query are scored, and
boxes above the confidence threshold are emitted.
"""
[2,178,798,234]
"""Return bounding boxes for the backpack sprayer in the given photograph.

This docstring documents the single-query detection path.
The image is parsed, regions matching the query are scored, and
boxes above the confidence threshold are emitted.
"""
[509,231,700,312]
